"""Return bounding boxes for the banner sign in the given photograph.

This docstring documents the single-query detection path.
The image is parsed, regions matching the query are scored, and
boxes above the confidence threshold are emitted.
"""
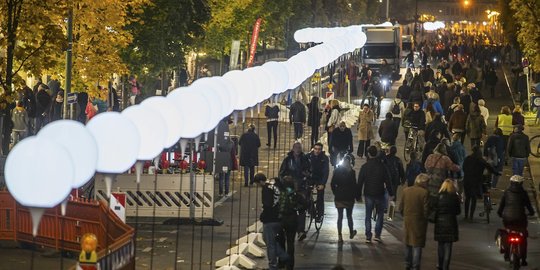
[247,18,262,67]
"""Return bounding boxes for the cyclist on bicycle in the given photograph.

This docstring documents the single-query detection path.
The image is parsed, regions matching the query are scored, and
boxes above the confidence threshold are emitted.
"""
[308,142,329,222]
[497,175,535,266]
[279,141,311,241]
[329,121,354,166]
[405,102,427,147]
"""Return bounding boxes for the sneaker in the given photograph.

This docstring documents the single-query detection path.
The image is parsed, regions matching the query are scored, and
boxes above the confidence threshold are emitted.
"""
[349,230,357,239]
[373,236,382,243]
[365,238,372,243]
[298,232,307,242]
[386,216,393,221]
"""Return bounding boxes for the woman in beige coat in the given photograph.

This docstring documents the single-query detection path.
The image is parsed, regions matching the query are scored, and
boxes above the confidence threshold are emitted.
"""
[357,103,374,158]
[399,173,430,270]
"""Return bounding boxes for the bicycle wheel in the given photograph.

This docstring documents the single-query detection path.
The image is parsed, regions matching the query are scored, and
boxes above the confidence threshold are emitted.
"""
[314,210,324,232]
[484,196,491,224]
[305,201,315,233]
[404,137,412,161]
[511,251,521,270]
[530,135,540,158]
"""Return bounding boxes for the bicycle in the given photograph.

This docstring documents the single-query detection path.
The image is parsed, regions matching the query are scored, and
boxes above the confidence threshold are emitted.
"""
[478,179,493,223]
[530,134,540,158]
[304,183,324,233]
[403,124,421,162]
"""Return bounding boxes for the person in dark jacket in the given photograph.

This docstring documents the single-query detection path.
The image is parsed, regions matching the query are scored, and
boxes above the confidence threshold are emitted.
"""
[426,114,450,141]
[278,176,305,270]
[484,128,505,188]
[405,152,423,187]
[462,146,499,221]
[330,121,353,166]
[484,66,498,98]
[331,154,358,243]
[35,84,51,132]
[421,130,442,166]
[460,88,472,115]
[397,80,412,102]
[239,124,261,186]
[379,112,397,145]
[279,141,311,241]
[434,179,461,270]
[265,102,280,148]
[507,125,530,176]
[497,175,535,266]
[253,173,289,270]
[76,92,89,125]
[511,106,525,127]
[357,146,393,243]
[49,90,64,122]
[407,102,427,131]
[308,142,329,220]
[307,96,322,148]
[19,85,36,135]
[289,99,306,140]
[384,146,405,203]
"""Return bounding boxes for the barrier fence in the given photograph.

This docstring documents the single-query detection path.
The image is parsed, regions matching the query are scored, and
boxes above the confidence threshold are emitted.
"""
[0,191,134,269]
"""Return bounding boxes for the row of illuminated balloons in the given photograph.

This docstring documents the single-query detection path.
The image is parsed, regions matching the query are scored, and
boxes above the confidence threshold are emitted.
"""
[4,23,382,211]
[423,21,445,31]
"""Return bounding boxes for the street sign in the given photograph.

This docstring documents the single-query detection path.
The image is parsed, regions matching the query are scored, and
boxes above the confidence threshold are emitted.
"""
[67,93,77,104]
[110,192,126,223]
[326,91,334,100]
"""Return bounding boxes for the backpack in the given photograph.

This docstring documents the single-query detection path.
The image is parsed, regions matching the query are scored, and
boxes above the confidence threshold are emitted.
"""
[279,187,299,218]
[391,100,402,115]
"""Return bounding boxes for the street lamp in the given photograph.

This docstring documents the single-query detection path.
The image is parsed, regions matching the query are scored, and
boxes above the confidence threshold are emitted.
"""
[463,0,470,7]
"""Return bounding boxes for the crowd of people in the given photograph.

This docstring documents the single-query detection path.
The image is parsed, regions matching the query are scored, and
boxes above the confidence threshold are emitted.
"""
[250,30,536,270]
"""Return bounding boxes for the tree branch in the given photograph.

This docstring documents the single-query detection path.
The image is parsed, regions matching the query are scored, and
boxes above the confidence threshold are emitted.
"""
[11,40,48,78]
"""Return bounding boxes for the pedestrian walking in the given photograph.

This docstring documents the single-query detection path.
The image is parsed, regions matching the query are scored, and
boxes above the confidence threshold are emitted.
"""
[325,100,341,158]
[462,146,498,221]
[265,101,280,148]
[512,105,525,127]
[484,66,498,98]
[507,125,530,176]
[278,176,305,270]
[483,128,505,188]
[495,106,513,153]
[434,179,461,270]
[357,146,393,243]
[216,134,235,196]
[466,105,486,148]
[357,104,374,158]
[424,143,460,197]
[477,99,489,126]
[398,173,430,270]
[384,146,405,205]
[448,104,467,144]
[390,94,406,133]
[253,173,289,270]
[290,97,306,140]
[330,154,357,243]
[426,114,450,141]
[239,124,261,186]
[307,96,322,148]
[379,112,397,146]
[405,152,423,187]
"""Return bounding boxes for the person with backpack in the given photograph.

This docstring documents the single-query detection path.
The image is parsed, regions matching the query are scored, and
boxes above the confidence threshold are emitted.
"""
[289,97,307,140]
[390,93,406,134]
[379,113,397,146]
[384,146,405,206]
[278,176,306,270]
[253,173,289,270]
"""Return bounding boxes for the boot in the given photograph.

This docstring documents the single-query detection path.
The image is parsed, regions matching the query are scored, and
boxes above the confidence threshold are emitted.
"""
[338,234,343,243]
[350,230,357,239]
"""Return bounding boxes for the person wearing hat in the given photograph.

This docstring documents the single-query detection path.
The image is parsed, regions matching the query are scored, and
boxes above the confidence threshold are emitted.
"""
[507,125,530,176]
[497,175,535,266]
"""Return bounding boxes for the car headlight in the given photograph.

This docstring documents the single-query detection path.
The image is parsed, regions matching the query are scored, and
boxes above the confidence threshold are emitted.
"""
[381,79,388,86]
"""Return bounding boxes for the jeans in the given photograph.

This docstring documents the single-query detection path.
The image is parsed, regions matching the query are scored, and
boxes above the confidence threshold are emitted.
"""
[267,121,278,147]
[364,195,385,239]
[405,245,423,270]
[464,194,477,219]
[293,123,303,140]
[512,158,526,176]
[337,207,353,235]
[218,171,230,195]
[263,222,288,270]
[357,139,371,157]
[296,188,309,233]
[437,242,453,270]
[244,166,255,186]
[279,217,297,270]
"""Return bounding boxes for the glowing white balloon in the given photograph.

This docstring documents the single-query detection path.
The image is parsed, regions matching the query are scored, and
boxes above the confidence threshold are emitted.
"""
[262,61,289,94]
[122,105,167,160]
[141,96,184,148]
[192,77,232,117]
[167,86,209,138]
[86,112,140,173]
[5,136,74,208]
[191,79,224,131]
[223,70,256,110]
[38,120,97,188]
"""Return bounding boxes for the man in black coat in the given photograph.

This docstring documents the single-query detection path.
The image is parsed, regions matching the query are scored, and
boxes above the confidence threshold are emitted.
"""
[357,146,393,243]
[307,96,322,148]
[308,142,329,220]
[35,84,51,132]
[497,175,535,265]
[379,113,397,146]
[239,124,261,186]
[289,98,306,140]
[507,125,530,176]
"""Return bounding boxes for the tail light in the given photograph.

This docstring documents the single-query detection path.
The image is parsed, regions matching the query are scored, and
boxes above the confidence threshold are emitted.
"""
[508,236,521,243]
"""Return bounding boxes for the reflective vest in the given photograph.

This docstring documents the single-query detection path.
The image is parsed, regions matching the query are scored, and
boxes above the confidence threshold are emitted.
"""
[497,114,513,135]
